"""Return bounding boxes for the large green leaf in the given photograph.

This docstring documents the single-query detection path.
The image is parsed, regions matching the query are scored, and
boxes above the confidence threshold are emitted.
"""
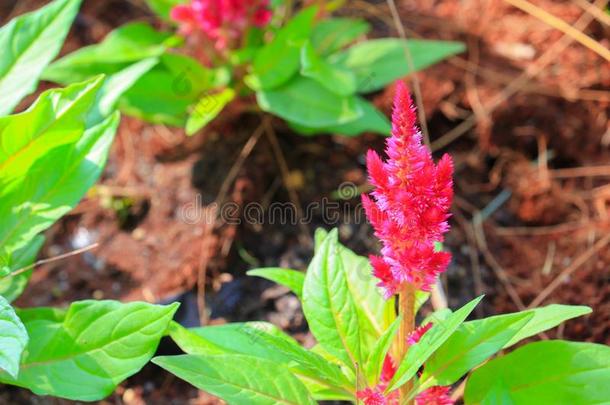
[300,41,357,96]
[465,341,610,405]
[0,77,103,191]
[420,312,534,388]
[247,6,317,90]
[0,78,119,254]
[43,22,177,85]
[0,300,178,400]
[257,75,362,127]
[330,38,465,93]
[387,296,483,392]
[169,321,351,392]
[0,296,27,378]
[186,322,300,364]
[0,0,82,115]
[302,229,362,370]
[339,240,394,359]
[0,236,44,302]
[310,18,370,56]
[153,353,317,405]
[247,267,305,298]
[289,97,390,136]
[313,228,395,355]
[503,304,592,348]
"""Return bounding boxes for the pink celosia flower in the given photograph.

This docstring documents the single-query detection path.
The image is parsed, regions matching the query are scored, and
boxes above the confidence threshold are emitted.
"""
[362,81,454,296]
[415,386,454,405]
[406,322,433,346]
[170,0,272,50]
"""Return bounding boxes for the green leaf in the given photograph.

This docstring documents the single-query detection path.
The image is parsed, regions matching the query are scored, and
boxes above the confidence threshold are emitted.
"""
[364,316,401,385]
[311,228,395,351]
[0,78,119,254]
[43,22,178,85]
[330,39,465,93]
[503,304,592,348]
[186,88,235,135]
[257,76,362,127]
[0,0,82,115]
[387,296,483,392]
[145,0,186,20]
[464,341,610,405]
[153,353,317,405]
[0,77,104,192]
[90,57,159,123]
[248,6,317,90]
[0,236,44,302]
[300,41,357,96]
[0,296,28,378]
[247,267,305,298]
[289,97,390,136]
[187,322,300,364]
[310,18,370,56]
[0,300,178,401]
[119,53,219,126]
[301,381,352,401]
[339,241,395,361]
[302,229,362,370]
[420,311,534,388]
[249,327,352,392]
[166,321,225,355]
[169,321,350,392]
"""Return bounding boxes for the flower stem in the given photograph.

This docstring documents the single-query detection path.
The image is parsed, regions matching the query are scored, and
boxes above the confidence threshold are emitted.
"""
[397,283,415,404]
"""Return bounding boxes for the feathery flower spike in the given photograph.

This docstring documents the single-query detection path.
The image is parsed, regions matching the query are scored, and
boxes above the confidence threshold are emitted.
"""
[362,81,454,296]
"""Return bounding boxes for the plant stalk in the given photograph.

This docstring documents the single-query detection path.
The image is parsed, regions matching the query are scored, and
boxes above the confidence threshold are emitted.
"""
[397,283,415,404]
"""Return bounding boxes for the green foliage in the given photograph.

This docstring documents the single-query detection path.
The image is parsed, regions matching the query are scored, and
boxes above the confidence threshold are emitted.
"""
[310,18,370,56]
[300,41,357,96]
[420,311,534,388]
[465,341,610,405]
[34,3,463,137]
[158,228,601,405]
[257,76,362,127]
[502,304,592,348]
[387,296,483,391]
[329,38,465,93]
[290,97,391,136]
[186,88,235,135]
[0,301,178,400]
[43,22,178,84]
[0,78,118,255]
[302,229,362,370]
[0,296,28,378]
[154,354,317,405]
[145,0,186,20]
[0,236,44,302]
[247,267,305,298]
[247,6,318,90]
[0,0,82,115]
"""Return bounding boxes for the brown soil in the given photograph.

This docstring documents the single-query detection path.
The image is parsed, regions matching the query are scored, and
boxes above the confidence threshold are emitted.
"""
[2,0,609,404]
